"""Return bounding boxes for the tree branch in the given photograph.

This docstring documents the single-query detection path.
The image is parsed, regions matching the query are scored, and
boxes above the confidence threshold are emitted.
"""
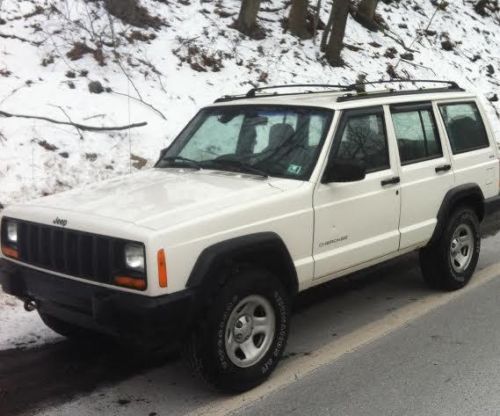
[0,110,147,132]
[49,104,84,139]
[111,91,167,120]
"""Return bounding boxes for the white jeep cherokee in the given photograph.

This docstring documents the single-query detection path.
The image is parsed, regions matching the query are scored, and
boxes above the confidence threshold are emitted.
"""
[1,81,500,392]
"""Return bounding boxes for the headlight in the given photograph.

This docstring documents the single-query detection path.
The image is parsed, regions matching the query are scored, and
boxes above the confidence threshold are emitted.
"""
[124,243,145,272]
[6,221,18,244]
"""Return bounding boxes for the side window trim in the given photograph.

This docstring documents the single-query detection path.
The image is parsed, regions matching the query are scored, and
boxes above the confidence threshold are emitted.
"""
[437,101,490,155]
[326,106,390,177]
[390,101,444,166]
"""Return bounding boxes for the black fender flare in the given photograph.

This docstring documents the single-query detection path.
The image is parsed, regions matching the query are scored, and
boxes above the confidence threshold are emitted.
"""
[186,232,298,296]
[429,183,485,245]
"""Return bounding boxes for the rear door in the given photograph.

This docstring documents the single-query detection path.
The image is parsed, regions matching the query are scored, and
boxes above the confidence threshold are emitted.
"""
[387,102,455,249]
[313,106,401,279]
[436,100,498,200]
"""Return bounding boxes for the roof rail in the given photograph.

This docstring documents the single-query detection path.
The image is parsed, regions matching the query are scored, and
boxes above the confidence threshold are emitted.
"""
[345,79,462,90]
[214,83,353,103]
[337,80,464,103]
[245,84,351,97]
[336,87,466,103]
[214,79,463,104]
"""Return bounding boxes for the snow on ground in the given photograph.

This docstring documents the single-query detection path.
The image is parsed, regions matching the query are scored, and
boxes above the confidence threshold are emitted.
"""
[0,290,61,350]
[0,0,499,349]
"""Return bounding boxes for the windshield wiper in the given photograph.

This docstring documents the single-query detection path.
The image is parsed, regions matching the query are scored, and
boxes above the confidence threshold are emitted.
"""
[158,156,202,170]
[203,159,268,178]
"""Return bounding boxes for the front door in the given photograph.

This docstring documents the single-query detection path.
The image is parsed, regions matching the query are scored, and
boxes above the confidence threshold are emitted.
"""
[313,106,401,279]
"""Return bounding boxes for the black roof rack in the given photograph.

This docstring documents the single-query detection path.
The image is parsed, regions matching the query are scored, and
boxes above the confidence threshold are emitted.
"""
[245,84,351,97]
[214,84,353,103]
[337,79,464,102]
[348,79,461,90]
[214,79,464,104]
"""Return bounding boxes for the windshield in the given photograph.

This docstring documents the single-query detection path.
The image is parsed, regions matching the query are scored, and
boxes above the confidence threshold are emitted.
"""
[157,105,334,180]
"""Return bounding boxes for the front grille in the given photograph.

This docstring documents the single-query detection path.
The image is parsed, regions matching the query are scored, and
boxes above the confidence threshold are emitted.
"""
[13,220,130,285]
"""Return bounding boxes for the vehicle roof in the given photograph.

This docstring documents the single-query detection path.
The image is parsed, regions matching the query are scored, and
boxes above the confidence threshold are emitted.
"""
[208,89,477,111]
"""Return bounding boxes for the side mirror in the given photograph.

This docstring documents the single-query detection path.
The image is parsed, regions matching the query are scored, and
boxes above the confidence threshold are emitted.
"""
[322,159,366,183]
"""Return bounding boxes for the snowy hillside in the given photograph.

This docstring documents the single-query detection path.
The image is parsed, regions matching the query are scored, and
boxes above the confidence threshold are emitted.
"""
[0,0,499,208]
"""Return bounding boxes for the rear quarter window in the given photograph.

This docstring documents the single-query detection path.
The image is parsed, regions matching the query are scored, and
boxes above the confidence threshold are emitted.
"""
[439,102,489,154]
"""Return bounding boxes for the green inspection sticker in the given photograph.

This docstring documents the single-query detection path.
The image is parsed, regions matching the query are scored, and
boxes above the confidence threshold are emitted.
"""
[287,164,302,175]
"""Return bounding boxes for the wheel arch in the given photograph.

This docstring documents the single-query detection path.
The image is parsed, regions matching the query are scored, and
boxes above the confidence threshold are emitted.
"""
[430,183,485,245]
[186,232,299,297]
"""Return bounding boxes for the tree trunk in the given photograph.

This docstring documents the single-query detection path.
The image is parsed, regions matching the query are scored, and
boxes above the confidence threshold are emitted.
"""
[325,0,350,66]
[236,0,261,36]
[313,0,322,40]
[357,0,379,19]
[320,1,335,52]
[355,0,379,31]
[288,0,311,39]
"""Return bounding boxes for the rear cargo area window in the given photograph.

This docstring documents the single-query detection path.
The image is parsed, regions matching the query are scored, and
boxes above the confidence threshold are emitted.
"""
[439,102,489,154]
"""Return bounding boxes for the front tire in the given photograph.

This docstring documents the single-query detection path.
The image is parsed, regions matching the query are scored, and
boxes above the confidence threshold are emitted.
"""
[185,268,291,393]
[420,206,480,291]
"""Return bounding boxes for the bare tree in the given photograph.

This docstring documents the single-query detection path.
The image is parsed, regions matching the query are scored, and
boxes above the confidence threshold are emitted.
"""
[235,0,262,37]
[288,0,312,39]
[354,0,380,31]
[313,0,322,40]
[324,0,350,67]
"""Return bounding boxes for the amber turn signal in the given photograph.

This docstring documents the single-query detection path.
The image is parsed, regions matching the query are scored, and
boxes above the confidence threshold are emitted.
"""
[1,245,19,259]
[157,249,167,288]
[114,275,146,290]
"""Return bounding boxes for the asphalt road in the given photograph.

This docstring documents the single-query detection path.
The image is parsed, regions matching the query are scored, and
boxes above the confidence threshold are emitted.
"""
[1,217,500,415]
[238,266,500,416]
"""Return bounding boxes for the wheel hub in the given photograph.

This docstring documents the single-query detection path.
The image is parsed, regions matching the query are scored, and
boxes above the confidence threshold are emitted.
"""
[224,295,276,368]
[233,315,253,342]
[449,223,474,273]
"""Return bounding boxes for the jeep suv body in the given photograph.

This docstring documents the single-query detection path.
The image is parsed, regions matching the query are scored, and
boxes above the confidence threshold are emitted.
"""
[1,81,500,391]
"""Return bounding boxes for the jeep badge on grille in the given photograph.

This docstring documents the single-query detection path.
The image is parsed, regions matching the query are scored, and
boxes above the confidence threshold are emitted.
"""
[53,217,68,227]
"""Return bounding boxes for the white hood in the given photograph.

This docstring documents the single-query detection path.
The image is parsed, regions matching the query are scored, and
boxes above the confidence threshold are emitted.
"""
[23,168,302,230]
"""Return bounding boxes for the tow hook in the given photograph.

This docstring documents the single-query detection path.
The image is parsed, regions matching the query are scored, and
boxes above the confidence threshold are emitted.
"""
[24,298,38,312]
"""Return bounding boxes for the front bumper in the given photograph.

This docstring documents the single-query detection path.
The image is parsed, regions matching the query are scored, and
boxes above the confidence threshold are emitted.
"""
[0,260,195,348]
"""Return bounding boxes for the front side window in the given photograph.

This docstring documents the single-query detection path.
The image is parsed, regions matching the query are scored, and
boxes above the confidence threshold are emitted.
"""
[333,109,389,173]
[158,106,333,180]
[439,102,489,154]
[391,106,442,164]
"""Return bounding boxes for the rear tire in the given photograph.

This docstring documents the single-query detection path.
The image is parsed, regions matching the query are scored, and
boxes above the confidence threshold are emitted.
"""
[185,267,291,393]
[420,206,480,291]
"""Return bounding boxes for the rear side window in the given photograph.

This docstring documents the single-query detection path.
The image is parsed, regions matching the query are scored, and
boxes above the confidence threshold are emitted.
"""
[334,109,389,173]
[391,107,442,165]
[439,102,489,154]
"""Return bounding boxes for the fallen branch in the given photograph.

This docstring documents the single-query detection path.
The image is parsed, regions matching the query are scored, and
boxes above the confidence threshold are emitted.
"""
[381,29,417,53]
[0,110,147,131]
[398,59,436,75]
[0,32,43,46]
